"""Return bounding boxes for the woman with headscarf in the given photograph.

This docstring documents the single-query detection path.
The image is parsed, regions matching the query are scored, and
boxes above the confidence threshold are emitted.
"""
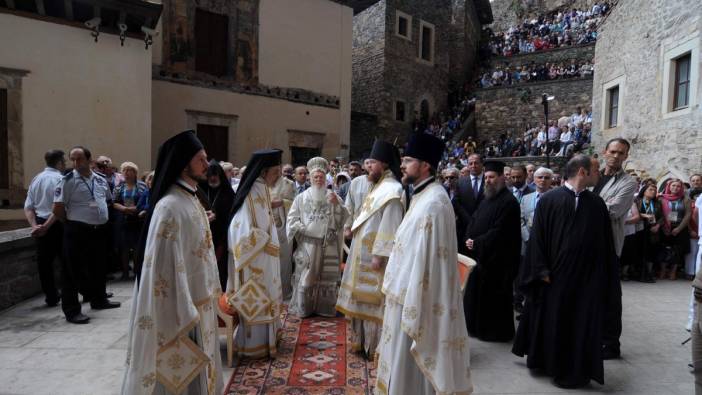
[659,179,692,280]
[199,160,236,290]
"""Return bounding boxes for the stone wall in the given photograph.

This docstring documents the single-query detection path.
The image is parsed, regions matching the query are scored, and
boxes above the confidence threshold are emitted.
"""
[349,111,379,160]
[380,0,453,144]
[449,0,483,90]
[0,228,43,310]
[486,42,595,70]
[591,0,702,180]
[474,77,593,142]
[351,1,386,116]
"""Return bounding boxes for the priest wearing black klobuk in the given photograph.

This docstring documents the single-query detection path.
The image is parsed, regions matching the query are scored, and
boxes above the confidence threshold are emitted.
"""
[512,154,614,389]
[463,160,521,342]
[122,130,223,395]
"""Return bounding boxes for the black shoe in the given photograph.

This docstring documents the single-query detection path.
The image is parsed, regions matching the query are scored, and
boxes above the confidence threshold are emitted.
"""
[66,313,90,324]
[602,346,621,360]
[46,296,61,307]
[105,292,114,298]
[90,300,121,310]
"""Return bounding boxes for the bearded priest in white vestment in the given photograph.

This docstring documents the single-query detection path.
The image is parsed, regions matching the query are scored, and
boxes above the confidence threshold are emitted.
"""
[270,173,296,298]
[336,140,404,358]
[287,157,348,317]
[226,149,284,359]
[122,131,223,395]
[376,133,473,395]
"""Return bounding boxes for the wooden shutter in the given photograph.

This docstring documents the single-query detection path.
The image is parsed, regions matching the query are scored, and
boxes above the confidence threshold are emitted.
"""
[195,9,229,77]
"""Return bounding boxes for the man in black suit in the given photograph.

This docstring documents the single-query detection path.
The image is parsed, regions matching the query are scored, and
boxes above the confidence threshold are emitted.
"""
[453,153,485,253]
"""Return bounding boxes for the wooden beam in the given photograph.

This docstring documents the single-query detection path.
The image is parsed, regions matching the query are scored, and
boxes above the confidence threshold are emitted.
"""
[35,0,45,15]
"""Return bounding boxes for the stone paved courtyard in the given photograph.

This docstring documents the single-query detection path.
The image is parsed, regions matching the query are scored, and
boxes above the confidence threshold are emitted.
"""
[0,279,694,394]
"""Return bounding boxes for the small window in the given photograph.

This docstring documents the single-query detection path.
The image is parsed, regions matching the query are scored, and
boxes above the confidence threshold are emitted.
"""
[395,10,412,40]
[607,86,619,128]
[418,21,435,63]
[395,101,406,122]
[673,53,691,110]
[195,8,229,77]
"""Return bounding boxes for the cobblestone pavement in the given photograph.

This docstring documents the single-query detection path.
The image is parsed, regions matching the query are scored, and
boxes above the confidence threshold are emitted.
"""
[0,279,694,394]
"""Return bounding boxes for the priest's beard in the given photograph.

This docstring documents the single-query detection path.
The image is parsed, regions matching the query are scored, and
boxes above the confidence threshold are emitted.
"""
[484,180,506,199]
[309,184,328,203]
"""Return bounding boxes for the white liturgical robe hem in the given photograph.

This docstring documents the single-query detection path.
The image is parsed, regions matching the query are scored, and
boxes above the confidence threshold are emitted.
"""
[377,182,473,395]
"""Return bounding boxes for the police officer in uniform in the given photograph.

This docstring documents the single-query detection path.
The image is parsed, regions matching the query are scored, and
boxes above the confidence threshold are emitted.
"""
[24,149,66,307]
[53,146,120,324]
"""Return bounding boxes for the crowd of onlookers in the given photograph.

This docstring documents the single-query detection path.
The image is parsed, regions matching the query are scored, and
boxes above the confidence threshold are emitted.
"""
[477,60,594,88]
[432,107,593,169]
[483,3,610,58]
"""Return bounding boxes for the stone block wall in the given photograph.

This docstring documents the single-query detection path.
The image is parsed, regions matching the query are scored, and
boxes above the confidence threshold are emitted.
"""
[450,0,483,90]
[591,0,702,180]
[380,0,452,143]
[351,1,386,117]
[486,42,595,70]
[0,228,42,310]
[349,111,380,160]
[474,77,593,142]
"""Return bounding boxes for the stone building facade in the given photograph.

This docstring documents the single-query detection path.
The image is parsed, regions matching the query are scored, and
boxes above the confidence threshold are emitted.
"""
[350,0,492,159]
[591,0,702,180]
[152,0,356,167]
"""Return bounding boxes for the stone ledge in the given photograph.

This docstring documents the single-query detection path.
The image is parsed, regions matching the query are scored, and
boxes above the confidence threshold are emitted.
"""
[488,42,596,63]
[153,66,341,110]
[474,75,594,93]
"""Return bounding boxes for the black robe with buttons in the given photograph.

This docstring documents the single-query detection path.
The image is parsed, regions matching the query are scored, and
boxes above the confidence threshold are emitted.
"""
[512,186,615,387]
[463,186,522,342]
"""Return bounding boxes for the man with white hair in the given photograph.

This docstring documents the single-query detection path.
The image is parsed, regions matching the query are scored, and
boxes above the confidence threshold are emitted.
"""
[515,167,554,313]
[287,157,348,317]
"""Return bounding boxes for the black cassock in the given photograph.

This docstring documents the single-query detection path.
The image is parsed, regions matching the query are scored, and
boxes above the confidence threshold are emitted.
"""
[463,186,521,342]
[512,186,615,387]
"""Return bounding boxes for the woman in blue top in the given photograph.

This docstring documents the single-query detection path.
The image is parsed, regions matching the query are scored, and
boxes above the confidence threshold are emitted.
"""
[113,162,147,280]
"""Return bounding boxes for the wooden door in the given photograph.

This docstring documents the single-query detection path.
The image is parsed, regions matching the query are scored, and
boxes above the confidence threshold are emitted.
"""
[197,124,229,162]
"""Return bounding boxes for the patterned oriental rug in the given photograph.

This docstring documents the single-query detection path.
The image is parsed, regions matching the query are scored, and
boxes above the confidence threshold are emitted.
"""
[225,308,378,394]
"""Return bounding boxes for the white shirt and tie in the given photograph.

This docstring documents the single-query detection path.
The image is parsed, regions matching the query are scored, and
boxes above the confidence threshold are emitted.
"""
[470,173,483,199]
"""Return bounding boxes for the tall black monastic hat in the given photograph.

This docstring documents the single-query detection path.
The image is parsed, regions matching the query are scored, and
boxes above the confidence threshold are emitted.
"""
[370,140,401,180]
[404,133,444,169]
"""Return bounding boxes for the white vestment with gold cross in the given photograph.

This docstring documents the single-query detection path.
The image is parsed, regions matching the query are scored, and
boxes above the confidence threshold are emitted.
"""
[287,188,348,317]
[121,184,223,395]
[226,178,283,359]
[336,170,404,356]
[376,181,473,395]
